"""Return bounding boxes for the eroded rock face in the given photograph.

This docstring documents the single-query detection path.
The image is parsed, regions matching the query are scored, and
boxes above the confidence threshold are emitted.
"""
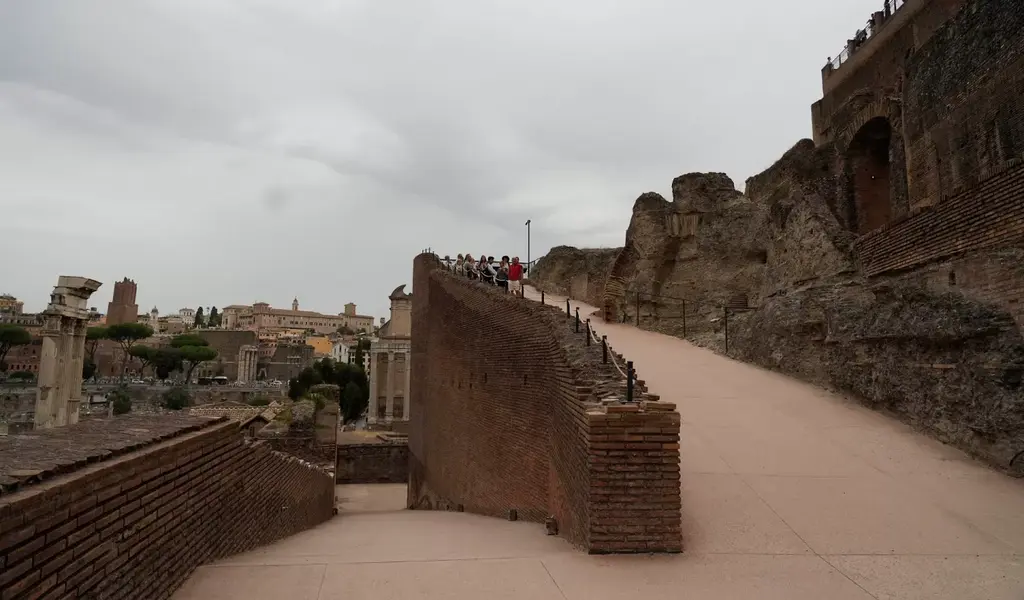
[729,280,1024,470]
[547,137,1024,472]
[530,245,621,308]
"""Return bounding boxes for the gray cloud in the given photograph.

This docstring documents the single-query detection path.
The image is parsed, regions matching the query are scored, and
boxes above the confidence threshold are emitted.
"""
[0,0,881,319]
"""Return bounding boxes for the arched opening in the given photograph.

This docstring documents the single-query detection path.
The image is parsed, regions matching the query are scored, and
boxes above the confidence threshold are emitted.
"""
[847,117,893,234]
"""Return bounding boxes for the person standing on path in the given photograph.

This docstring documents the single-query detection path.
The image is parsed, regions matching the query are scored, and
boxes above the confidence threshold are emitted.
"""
[508,256,524,297]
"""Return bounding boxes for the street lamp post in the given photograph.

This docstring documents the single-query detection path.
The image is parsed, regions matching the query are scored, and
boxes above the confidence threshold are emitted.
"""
[525,219,531,277]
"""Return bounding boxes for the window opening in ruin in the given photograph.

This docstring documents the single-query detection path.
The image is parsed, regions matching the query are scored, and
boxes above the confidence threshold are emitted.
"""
[847,117,893,234]
[948,271,957,286]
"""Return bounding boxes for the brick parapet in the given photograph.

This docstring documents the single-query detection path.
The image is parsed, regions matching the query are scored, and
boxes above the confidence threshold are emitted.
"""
[586,401,682,553]
[0,418,335,599]
[409,254,681,554]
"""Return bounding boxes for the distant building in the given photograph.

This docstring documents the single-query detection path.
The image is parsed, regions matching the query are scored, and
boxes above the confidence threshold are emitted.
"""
[105,278,139,326]
[4,337,42,373]
[179,307,196,325]
[0,294,24,315]
[221,300,374,336]
[368,285,412,427]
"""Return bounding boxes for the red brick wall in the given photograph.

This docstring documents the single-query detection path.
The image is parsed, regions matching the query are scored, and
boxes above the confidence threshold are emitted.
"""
[903,0,1024,209]
[854,159,1024,276]
[0,420,335,600]
[409,254,681,554]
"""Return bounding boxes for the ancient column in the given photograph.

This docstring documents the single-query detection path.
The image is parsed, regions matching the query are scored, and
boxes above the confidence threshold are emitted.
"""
[368,349,379,424]
[401,349,411,421]
[34,276,101,429]
[68,319,86,425]
[385,350,395,421]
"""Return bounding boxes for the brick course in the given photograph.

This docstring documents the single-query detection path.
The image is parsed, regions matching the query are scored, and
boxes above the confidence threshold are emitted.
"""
[0,417,334,600]
[409,254,681,554]
[854,159,1024,276]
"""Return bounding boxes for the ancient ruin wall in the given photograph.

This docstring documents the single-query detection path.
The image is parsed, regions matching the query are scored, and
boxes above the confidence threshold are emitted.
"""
[336,440,409,484]
[854,160,1024,279]
[0,415,335,600]
[529,245,621,308]
[409,254,681,553]
[903,0,1024,207]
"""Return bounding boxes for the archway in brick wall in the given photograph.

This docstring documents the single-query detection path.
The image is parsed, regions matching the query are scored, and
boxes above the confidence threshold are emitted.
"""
[847,117,893,234]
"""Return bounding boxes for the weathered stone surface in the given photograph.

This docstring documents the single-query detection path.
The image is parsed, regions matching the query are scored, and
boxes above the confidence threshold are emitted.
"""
[530,245,621,308]
[549,137,1024,472]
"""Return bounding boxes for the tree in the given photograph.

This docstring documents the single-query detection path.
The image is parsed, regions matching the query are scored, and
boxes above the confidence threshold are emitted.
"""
[193,307,204,328]
[86,326,108,364]
[109,387,132,415]
[287,358,369,422]
[106,323,154,382]
[128,345,157,377]
[152,348,183,381]
[341,382,366,422]
[170,334,207,349]
[208,306,220,328]
[170,334,217,385]
[162,386,190,410]
[9,370,34,382]
[82,358,97,381]
[0,324,31,372]
[354,335,370,368]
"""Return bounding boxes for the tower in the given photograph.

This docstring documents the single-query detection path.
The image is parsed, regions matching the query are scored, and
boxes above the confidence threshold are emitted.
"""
[105,278,139,326]
[292,297,299,311]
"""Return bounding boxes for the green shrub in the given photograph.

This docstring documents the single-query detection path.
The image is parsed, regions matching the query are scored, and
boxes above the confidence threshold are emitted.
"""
[162,386,190,411]
[247,394,271,407]
[109,388,132,415]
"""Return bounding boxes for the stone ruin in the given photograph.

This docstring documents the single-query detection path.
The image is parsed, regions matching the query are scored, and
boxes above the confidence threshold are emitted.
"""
[34,276,102,429]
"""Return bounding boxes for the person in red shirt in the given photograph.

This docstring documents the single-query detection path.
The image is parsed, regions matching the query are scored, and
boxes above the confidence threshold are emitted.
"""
[508,256,524,297]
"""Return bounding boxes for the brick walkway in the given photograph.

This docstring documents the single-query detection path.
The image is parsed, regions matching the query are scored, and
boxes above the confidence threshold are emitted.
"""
[174,288,1024,599]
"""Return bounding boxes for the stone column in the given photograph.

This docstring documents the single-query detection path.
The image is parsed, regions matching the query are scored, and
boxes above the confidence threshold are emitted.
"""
[34,276,101,429]
[401,349,411,421]
[55,318,71,426]
[385,350,395,421]
[34,316,61,429]
[368,349,379,424]
[67,319,87,425]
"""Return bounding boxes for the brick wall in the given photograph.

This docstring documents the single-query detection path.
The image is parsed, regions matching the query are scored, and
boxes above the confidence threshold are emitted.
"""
[336,441,408,484]
[409,254,681,554]
[903,0,1024,208]
[854,159,1024,276]
[813,0,967,144]
[0,415,335,600]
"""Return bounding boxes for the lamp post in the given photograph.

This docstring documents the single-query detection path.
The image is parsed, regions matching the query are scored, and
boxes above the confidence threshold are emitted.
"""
[525,219,531,277]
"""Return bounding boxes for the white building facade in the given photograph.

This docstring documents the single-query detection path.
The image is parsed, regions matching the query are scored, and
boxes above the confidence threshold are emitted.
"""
[368,285,411,426]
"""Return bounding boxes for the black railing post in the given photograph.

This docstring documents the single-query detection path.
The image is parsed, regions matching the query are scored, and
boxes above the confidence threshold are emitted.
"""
[635,291,640,327]
[541,290,545,304]
[682,300,687,338]
[602,335,608,363]
[586,319,591,345]
[724,307,729,354]
[566,299,570,317]
[626,361,634,402]
[575,307,580,332]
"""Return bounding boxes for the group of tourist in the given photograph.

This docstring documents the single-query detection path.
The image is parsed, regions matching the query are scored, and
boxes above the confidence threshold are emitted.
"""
[447,254,526,296]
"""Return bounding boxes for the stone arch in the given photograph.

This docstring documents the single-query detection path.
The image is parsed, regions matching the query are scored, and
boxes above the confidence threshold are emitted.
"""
[845,116,894,234]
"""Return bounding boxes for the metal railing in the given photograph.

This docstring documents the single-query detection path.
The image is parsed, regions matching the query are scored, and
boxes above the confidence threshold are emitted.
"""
[828,0,905,71]
[610,290,757,356]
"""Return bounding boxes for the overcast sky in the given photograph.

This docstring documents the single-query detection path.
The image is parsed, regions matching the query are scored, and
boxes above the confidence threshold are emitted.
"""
[0,0,879,319]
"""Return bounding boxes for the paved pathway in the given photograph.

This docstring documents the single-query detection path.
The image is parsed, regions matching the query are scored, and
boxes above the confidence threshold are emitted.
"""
[175,287,1024,599]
